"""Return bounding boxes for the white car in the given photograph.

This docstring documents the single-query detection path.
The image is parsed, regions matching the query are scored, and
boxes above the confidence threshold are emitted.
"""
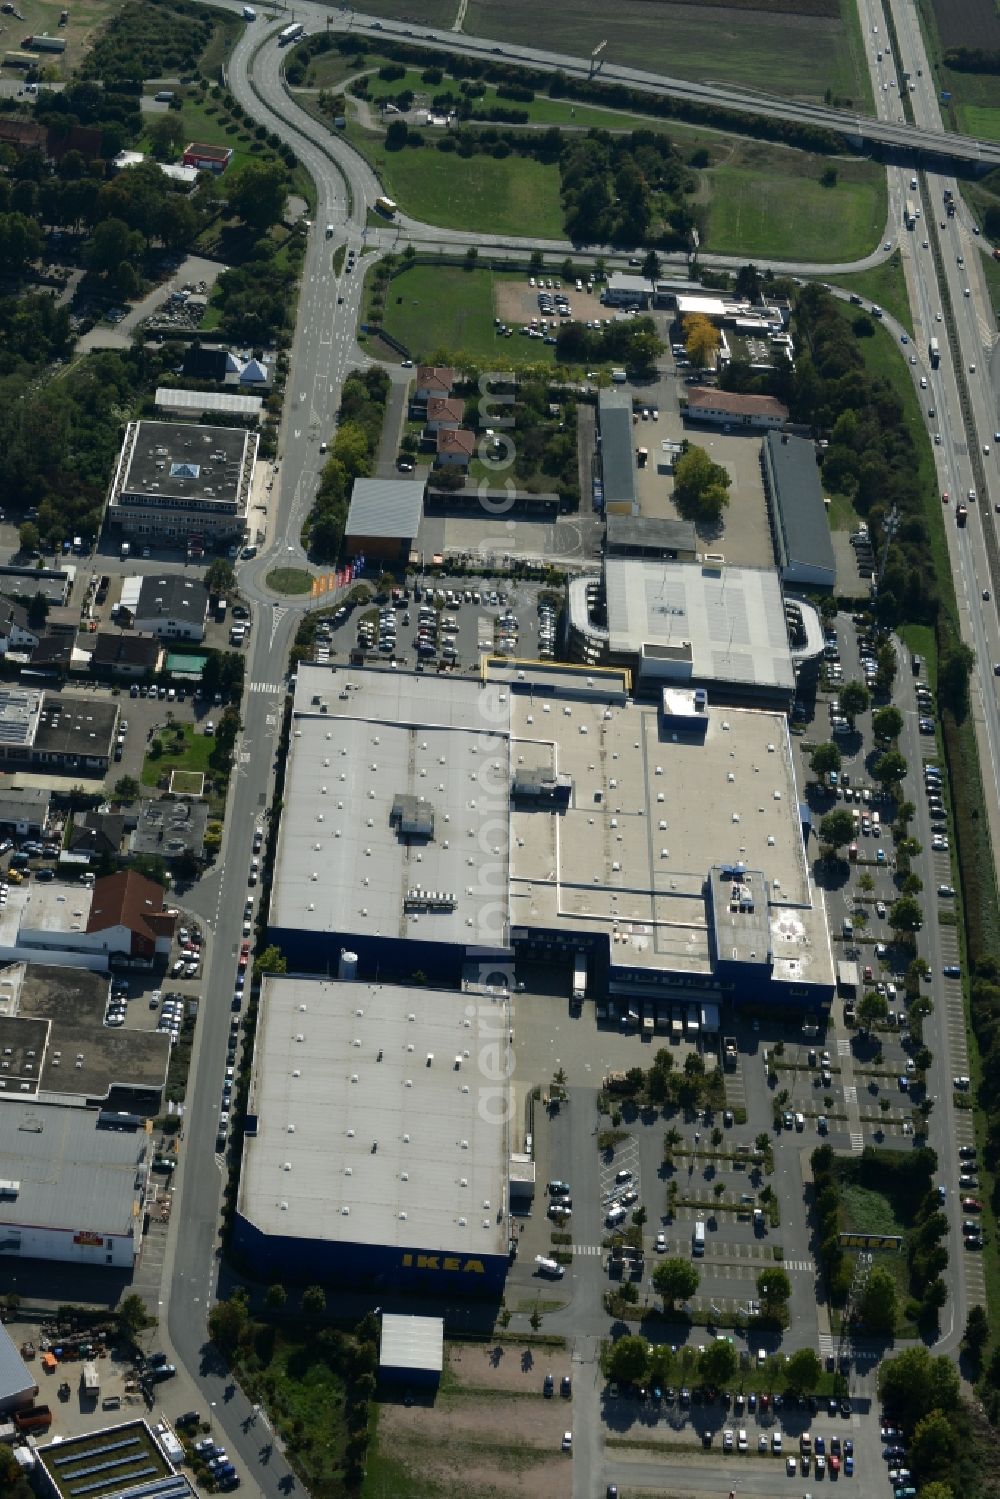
[561,1432,572,1453]
[919,377,927,389]
[738,1429,748,1452]
[655,1233,667,1251]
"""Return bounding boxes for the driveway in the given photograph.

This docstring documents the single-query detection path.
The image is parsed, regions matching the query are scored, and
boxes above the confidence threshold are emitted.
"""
[78,254,227,352]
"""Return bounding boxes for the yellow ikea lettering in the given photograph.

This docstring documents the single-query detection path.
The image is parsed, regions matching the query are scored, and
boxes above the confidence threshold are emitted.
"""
[401,1254,487,1274]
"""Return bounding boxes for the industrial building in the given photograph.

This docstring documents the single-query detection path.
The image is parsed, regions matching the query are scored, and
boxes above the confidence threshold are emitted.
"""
[0,1322,38,1413]
[379,1314,444,1388]
[597,388,638,516]
[761,430,837,590]
[11,870,176,971]
[235,976,511,1294]
[0,1102,150,1268]
[566,557,822,706]
[604,514,698,562]
[130,574,210,642]
[35,1420,198,1499]
[0,961,170,1111]
[106,419,258,544]
[0,688,119,777]
[344,478,425,564]
[684,387,789,431]
[602,272,653,308]
[268,665,834,1009]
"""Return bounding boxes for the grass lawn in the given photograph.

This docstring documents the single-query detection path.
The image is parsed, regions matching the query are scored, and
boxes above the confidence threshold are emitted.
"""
[898,624,937,688]
[137,93,269,178]
[266,567,314,594]
[140,724,215,787]
[375,263,557,365]
[463,0,870,106]
[839,1182,904,1236]
[702,148,885,263]
[827,253,914,336]
[826,490,864,533]
[344,124,565,239]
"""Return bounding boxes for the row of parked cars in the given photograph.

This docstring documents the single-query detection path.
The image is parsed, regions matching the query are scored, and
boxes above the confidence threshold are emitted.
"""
[193,1435,240,1488]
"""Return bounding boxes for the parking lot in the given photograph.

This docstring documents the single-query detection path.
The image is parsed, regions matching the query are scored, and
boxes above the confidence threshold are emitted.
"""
[309,577,561,672]
[494,274,612,341]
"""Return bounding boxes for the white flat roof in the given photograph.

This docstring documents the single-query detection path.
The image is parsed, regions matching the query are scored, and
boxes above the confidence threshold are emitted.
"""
[380,1313,444,1374]
[508,690,830,981]
[272,669,510,952]
[240,977,509,1253]
[604,558,795,693]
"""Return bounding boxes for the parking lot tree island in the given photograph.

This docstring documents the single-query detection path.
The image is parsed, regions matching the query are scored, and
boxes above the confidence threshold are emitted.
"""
[652,1257,700,1312]
[672,444,732,527]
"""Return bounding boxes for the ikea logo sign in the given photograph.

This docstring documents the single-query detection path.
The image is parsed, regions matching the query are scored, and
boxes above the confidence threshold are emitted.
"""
[401,1253,486,1274]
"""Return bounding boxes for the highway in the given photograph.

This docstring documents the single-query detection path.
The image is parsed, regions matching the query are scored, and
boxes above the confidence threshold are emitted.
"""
[304,5,1000,167]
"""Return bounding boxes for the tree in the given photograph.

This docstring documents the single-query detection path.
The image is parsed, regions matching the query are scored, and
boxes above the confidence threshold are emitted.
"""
[672,444,731,526]
[301,1284,327,1316]
[962,1303,989,1364]
[810,742,842,781]
[917,1486,954,1499]
[641,248,661,281]
[86,216,144,276]
[757,1267,791,1314]
[889,896,923,935]
[226,160,288,231]
[784,1346,821,1396]
[18,521,40,555]
[858,990,888,1033]
[115,1293,151,1342]
[909,1409,958,1483]
[873,705,904,741]
[819,808,856,850]
[254,944,286,977]
[113,775,140,802]
[27,590,49,629]
[859,872,875,893]
[265,1283,287,1310]
[858,1263,896,1333]
[148,113,186,160]
[833,682,866,729]
[208,1293,249,1353]
[699,1338,737,1386]
[820,165,838,187]
[874,749,908,790]
[877,1346,959,1427]
[683,312,720,368]
[205,558,236,595]
[652,1257,700,1311]
[607,1334,649,1384]
[938,640,975,721]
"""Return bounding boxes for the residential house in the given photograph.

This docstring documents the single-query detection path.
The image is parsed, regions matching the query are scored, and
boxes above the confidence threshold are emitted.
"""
[435,428,476,470]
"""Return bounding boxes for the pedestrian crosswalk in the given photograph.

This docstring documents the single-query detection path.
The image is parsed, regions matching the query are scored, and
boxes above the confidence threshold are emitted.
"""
[849,1130,864,1153]
[837,1039,850,1057]
[842,1085,857,1104]
[249,680,285,695]
[573,1244,603,1256]
[819,1333,835,1358]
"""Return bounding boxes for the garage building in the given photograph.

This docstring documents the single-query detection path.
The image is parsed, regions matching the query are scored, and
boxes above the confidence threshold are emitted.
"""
[762,431,836,590]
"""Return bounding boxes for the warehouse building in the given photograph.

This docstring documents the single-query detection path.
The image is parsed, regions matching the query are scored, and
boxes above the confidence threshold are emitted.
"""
[0,1103,150,1268]
[269,665,834,1008]
[761,431,837,590]
[379,1314,444,1388]
[597,388,638,516]
[344,477,425,564]
[235,976,510,1294]
[106,420,258,544]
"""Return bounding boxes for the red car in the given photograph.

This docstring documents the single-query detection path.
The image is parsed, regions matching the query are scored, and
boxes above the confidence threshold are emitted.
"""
[962,1197,982,1212]
[829,1455,841,1474]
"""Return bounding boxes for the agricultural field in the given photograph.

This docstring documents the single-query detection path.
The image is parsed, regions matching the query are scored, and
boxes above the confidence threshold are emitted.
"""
[698,143,886,262]
[923,0,1000,50]
[463,0,871,105]
[0,0,120,79]
[917,0,1000,140]
[343,122,565,239]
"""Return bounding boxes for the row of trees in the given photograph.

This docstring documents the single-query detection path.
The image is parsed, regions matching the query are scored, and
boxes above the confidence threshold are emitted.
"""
[554,315,662,373]
[306,368,391,561]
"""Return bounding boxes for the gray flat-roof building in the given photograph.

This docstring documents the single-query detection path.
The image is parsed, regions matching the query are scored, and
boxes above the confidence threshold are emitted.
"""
[133,575,209,642]
[106,419,258,543]
[0,1321,37,1412]
[598,388,638,517]
[235,976,510,1295]
[0,689,118,777]
[35,1421,197,1499]
[762,431,836,590]
[605,514,698,561]
[0,786,50,835]
[0,1102,150,1268]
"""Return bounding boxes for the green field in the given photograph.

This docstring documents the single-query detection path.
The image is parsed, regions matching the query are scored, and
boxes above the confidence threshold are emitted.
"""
[840,1182,904,1236]
[828,253,914,336]
[374,263,557,364]
[702,148,886,262]
[344,123,565,239]
[266,567,314,594]
[138,94,268,179]
[141,723,215,787]
[463,0,871,106]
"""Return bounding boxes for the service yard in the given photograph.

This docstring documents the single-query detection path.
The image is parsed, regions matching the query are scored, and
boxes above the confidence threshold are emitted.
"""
[373,1343,573,1499]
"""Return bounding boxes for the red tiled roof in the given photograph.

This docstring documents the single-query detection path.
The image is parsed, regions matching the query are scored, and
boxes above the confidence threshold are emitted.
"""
[417,365,454,395]
[427,396,465,424]
[87,870,175,943]
[685,387,789,420]
[436,428,476,458]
